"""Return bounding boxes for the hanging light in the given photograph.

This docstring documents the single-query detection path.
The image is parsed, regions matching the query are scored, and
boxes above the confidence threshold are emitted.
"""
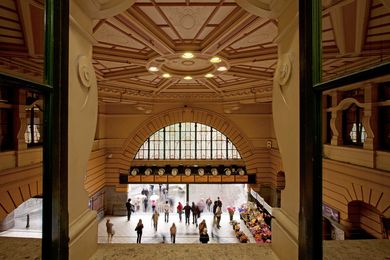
[209,56,222,63]
[148,66,159,72]
[205,73,214,78]
[217,66,227,71]
[181,52,194,59]
[184,76,192,80]
[162,73,171,78]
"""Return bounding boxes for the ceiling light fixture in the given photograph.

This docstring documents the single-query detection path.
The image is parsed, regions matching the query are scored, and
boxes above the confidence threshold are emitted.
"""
[181,52,194,59]
[217,66,227,72]
[162,73,171,78]
[148,66,159,72]
[205,73,214,78]
[184,76,192,80]
[210,56,222,63]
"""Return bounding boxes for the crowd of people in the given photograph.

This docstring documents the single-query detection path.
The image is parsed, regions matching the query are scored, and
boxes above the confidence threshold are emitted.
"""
[106,187,226,244]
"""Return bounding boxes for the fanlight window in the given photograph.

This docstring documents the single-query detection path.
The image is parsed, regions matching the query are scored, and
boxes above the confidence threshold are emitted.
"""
[135,122,241,160]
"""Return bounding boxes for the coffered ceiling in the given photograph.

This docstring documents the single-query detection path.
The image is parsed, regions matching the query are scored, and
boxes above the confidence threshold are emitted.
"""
[0,0,389,110]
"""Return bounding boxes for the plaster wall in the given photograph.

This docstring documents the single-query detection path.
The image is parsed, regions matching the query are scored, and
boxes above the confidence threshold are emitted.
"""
[270,0,299,259]
[68,1,99,259]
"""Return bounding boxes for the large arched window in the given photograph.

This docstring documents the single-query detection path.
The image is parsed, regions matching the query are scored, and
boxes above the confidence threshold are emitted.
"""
[135,122,241,160]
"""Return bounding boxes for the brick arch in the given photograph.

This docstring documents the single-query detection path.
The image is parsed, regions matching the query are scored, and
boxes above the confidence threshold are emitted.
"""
[120,107,256,173]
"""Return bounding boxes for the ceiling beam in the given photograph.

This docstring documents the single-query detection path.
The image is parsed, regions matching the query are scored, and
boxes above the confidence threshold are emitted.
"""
[117,9,176,56]
[153,78,179,94]
[201,8,255,55]
[198,78,222,94]
[226,67,273,80]
[99,67,150,81]
[93,46,149,66]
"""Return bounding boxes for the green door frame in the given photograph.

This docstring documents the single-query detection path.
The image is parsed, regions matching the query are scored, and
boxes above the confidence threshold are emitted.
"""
[299,1,390,260]
[0,0,69,259]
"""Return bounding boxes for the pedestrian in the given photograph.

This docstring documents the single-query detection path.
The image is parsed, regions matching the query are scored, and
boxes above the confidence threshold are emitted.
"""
[206,197,212,212]
[177,202,183,222]
[191,202,199,227]
[164,200,170,223]
[215,205,222,229]
[216,197,222,209]
[199,228,209,244]
[125,198,134,221]
[199,219,207,235]
[152,210,159,231]
[106,219,114,243]
[170,223,177,244]
[143,197,148,212]
[135,219,144,243]
[183,202,191,225]
[151,199,157,212]
[213,200,218,214]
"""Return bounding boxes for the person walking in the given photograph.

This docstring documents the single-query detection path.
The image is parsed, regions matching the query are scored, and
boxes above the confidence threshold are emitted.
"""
[183,202,191,225]
[152,210,159,232]
[177,202,183,222]
[135,219,144,243]
[199,228,209,244]
[191,202,199,227]
[125,198,134,221]
[143,197,148,212]
[164,201,170,223]
[106,219,114,243]
[215,205,222,229]
[170,223,177,244]
[206,197,212,212]
[216,197,222,209]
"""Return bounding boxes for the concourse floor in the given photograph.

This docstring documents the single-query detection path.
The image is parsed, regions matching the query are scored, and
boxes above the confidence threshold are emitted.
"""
[98,212,255,244]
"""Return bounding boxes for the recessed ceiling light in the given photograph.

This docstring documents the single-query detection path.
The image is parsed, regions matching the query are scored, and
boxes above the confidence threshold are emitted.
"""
[210,56,221,63]
[162,73,171,78]
[205,73,214,78]
[148,66,159,72]
[184,76,192,80]
[217,66,227,71]
[182,52,194,59]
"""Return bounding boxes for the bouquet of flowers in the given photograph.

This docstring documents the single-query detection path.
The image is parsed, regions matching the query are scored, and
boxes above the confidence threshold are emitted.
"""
[227,206,236,221]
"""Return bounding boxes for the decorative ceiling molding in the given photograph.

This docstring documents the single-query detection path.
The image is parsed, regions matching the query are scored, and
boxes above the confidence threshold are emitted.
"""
[75,0,136,19]
[236,0,294,19]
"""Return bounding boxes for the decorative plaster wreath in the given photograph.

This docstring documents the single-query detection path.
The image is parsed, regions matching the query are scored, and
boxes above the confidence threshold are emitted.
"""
[185,168,191,176]
[224,168,232,176]
[198,168,205,176]
[211,168,218,176]
[238,168,245,176]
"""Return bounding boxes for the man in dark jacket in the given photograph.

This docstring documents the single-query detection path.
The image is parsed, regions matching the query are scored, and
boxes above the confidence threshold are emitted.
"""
[125,198,134,221]
[183,202,192,225]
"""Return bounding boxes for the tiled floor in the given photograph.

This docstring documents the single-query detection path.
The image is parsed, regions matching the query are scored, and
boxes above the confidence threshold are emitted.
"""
[98,212,255,244]
[0,184,255,244]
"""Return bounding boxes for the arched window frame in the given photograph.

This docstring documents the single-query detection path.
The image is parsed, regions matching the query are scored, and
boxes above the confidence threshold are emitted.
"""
[135,122,241,160]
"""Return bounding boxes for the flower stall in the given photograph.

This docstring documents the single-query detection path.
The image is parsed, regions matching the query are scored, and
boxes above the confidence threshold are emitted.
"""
[239,202,272,243]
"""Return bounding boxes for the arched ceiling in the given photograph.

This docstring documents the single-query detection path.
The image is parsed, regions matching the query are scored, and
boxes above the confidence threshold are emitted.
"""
[0,0,389,111]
